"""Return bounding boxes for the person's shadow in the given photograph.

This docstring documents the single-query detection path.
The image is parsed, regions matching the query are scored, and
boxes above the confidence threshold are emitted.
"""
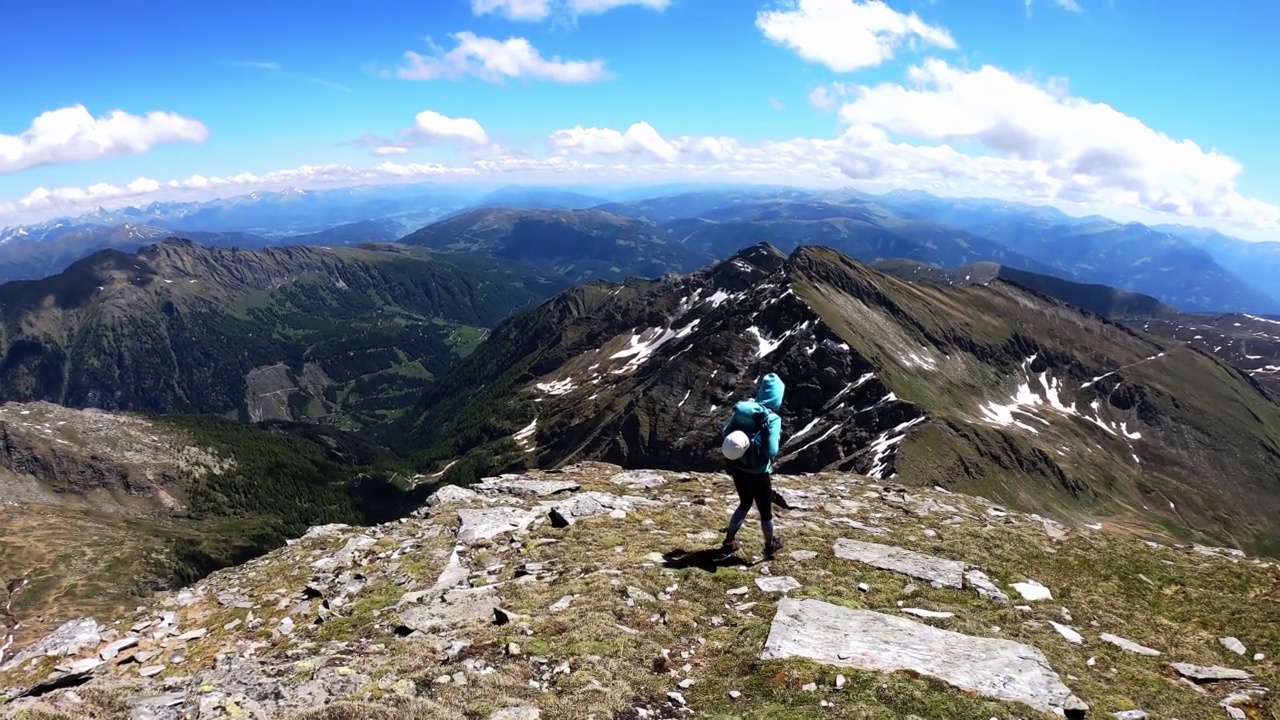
[661,548,753,572]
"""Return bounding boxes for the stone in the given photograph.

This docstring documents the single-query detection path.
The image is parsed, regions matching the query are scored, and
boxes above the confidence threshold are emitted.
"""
[1254,653,1265,661]
[1099,633,1161,656]
[790,550,817,561]
[726,586,750,596]
[627,586,658,603]
[835,674,846,689]
[755,576,802,593]
[426,484,481,508]
[99,635,139,661]
[729,690,741,699]
[1170,662,1252,682]
[901,608,954,619]
[857,583,870,592]
[666,691,686,706]
[1049,621,1084,645]
[549,595,574,612]
[0,617,102,670]
[832,539,964,589]
[1010,580,1053,602]
[761,598,1087,717]
[609,508,628,520]
[176,628,208,642]
[1112,711,1148,719]
[457,507,538,543]
[773,487,817,510]
[1220,637,1247,655]
[547,491,653,527]
[489,708,541,720]
[1041,518,1069,540]
[678,678,695,689]
[139,664,166,677]
[476,477,580,497]
[399,586,500,635]
[611,470,666,489]
[964,570,1009,604]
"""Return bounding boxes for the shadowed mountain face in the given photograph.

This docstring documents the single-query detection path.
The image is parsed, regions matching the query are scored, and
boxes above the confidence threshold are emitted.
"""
[399,207,715,282]
[0,239,568,428]
[396,243,1280,555]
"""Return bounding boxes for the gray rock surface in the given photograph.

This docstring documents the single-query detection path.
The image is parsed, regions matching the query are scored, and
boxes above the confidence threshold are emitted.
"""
[475,477,580,497]
[963,569,1009,603]
[426,484,482,508]
[761,598,1087,716]
[1170,662,1252,682]
[457,507,537,543]
[755,576,802,593]
[0,617,101,671]
[833,539,965,588]
[1099,633,1161,656]
[489,708,541,720]
[610,470,666,489]
[546,491,653,527]
[1220,636,1247,655]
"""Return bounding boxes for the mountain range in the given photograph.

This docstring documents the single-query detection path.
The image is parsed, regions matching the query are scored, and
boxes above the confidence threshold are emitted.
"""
[5,184,1279,315]
[0,239,566,428]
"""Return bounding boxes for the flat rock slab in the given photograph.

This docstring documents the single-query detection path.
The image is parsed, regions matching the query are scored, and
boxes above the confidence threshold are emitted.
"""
[964,569,1009,604]
[761,598,1087,716]
[1170,662,1252,682]
[398,586,499,635]
[546,491,657,527]
[773,487,818,510]
[475,477,580,497]
[1049,621,1084,645]
[427,485,482,507]
[457,507,537,543]
[833,539,965,589]
[0,617,102,671]
[1011,580,1053,602]
[1100,633,1161,656]
[755,576,802,593]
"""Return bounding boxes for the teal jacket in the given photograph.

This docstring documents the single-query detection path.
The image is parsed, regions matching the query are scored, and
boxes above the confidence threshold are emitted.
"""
[720,373,785,474]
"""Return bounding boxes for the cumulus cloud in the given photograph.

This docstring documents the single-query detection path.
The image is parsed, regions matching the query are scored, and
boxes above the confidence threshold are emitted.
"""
[409,110,490,144]
[548,121,679,163]
[834,59,1259,221]
[1057,0,1083,11]
[397,32,609,83]
[471,0,670,21]
[0,105,209,174]
[8,61,1280,239]
[757,0,956,73]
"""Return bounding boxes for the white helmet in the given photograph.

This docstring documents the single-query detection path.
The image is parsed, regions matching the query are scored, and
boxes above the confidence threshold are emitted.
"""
[721,430,750,460]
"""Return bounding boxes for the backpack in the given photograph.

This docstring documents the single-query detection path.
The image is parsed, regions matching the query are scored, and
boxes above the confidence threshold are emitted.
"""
[723,401,771,471]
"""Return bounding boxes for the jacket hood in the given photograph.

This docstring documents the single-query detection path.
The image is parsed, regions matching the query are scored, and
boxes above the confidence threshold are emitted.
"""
[755,372,785,412]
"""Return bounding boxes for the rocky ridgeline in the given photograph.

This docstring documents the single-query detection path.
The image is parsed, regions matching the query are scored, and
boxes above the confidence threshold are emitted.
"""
[0,463,1274,719]
[0,401,232,506]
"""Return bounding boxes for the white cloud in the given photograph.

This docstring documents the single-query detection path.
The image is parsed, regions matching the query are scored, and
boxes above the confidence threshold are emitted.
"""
[809,82,856,112]
[0,105,209,174]
[571,0,670,14]
[756,0,956,73]
[8,62,1280,241]
[548,121,679,163]
[397,32,609,83]
[409,110,490,144]
[471,0,669,21]
[834,59,1262,221]
[1057,0,1083,11]
[472,0,553,20]
[374,146,410,156]
[770,97,786,111]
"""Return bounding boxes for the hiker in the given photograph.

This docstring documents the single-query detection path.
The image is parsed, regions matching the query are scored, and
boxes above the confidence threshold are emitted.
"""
[717,372,785,560]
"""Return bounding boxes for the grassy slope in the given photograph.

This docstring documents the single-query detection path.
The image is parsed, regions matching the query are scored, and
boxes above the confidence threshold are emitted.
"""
[6,465,1275,719]
[789,246,1280,554]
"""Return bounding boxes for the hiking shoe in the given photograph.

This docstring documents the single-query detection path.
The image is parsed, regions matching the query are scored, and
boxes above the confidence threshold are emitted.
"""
[763,536,784,560]
[719,539,741,556]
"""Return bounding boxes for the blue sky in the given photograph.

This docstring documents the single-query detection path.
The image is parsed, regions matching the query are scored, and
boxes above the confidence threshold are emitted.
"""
[2,0,1278,238]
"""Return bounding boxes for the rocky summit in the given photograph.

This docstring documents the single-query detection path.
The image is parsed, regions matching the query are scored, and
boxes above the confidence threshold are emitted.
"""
[2,463,1274,719]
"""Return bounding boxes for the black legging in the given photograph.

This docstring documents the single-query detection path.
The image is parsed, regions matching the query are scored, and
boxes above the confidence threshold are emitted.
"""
[726,467,774,538]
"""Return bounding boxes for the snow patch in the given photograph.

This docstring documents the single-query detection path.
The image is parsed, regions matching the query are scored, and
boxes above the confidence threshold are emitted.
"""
[535,379,575,396]
[1245,314,1280,326]
[677,390,692,408]
[868,416,927,479]
[513,419,538,452]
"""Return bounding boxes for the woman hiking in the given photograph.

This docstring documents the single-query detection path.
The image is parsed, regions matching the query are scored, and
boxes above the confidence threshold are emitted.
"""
[717,372,785,560]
